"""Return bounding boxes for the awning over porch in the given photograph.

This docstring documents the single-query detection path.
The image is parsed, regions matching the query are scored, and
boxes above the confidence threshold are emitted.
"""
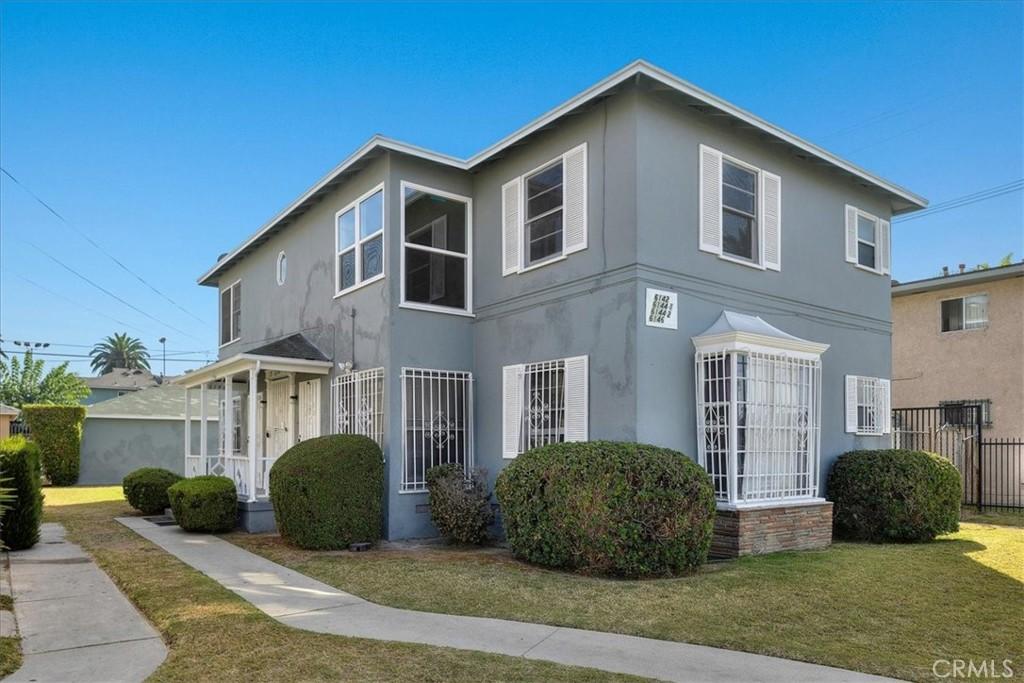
[174,334,333,502]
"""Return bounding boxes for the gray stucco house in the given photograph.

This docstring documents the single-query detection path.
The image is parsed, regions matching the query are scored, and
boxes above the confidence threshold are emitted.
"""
[175,60,926,553]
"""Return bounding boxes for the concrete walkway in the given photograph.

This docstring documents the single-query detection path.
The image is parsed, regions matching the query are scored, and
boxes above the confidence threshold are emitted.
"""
[118,516,895,683]
[4,523,167,683]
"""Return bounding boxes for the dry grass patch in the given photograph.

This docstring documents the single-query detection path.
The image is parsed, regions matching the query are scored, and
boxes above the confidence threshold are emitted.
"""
[42,487,637,683]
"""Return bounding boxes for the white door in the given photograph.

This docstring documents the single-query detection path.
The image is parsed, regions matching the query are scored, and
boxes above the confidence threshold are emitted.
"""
[298,379,321,442]
[266,379,290,460]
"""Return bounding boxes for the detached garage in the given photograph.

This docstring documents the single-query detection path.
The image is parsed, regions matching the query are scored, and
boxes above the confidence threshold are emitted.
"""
[81,384,219,485]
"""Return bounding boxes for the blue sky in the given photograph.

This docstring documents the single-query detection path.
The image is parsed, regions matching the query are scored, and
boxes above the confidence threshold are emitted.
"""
[1,1,1021,374]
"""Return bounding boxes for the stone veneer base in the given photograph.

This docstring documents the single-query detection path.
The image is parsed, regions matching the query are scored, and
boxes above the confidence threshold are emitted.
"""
[711,501,833,559]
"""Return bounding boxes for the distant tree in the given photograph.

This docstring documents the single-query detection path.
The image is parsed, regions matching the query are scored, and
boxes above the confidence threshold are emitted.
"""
[90,333,150,375]
[0,350,90,407]
[998,252,1014,267]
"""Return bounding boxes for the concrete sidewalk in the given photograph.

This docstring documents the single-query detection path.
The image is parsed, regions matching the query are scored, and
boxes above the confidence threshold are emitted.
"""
[4,523,166,683]
[118,516,895,683]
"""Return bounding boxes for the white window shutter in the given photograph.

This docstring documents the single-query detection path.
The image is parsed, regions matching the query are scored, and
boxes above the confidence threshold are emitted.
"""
[501,178,522,276]
[563,144,588,255]
[878,219,891,275]
[845,375,859,434]
[761,171,782,271]
[845,205,858,264]
[563,355,589,443]
[502,364,524,458]
[879,379,892,434]
[699,145,723,255]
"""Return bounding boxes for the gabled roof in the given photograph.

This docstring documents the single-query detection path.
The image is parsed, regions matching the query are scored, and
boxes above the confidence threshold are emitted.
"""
[86,383,219,421]
[891,262,1024,296]
[0,404,19,416]
[246,333,329,362]
[693,311,830,358]
[199,59,928,286]
[82,368,162,391]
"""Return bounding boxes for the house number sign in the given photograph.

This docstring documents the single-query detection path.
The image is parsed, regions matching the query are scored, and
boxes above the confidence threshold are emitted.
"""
[645,288,677,329]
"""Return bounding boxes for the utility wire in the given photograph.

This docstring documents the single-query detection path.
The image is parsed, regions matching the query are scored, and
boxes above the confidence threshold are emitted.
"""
[13,273,153,336]
[0,349,211,363]
[22,240,207,343]
[1,166,209,324]
[895,180,1024,223]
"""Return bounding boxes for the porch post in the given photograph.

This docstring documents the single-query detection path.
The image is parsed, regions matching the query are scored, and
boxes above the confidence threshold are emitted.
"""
[224,374,234,468]
[247,366,258,502]
[287,373,297,448]
[199,383,208,474]
[184,386,192,476]
[728,353,739,505]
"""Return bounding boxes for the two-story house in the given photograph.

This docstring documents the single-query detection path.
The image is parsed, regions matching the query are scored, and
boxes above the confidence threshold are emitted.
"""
[175,60,926,555]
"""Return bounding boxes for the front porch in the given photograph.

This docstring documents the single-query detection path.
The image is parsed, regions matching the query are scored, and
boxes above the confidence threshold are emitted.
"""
[175,335,334,531]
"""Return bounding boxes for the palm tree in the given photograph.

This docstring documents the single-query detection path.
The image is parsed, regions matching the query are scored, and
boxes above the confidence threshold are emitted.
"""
[90,333,151,375]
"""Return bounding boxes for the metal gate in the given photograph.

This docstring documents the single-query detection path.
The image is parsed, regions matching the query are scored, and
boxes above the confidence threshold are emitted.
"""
[892,406,1023,511]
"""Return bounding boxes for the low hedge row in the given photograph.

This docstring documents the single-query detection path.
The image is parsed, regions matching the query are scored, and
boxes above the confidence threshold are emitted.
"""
[168,476,237,532]
[0,436,44,550]
[123,467,182,515]
[22,405,86,486]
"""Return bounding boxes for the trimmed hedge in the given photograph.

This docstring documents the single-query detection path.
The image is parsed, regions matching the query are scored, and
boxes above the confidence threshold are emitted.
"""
[269,434,383,549]
[22,404,86,486]
[426,464,494,545]
[495,441,716,577]
[0,436,44,550]
[167,476,237,532]
[828,449,961,542]
[123,467,182,515]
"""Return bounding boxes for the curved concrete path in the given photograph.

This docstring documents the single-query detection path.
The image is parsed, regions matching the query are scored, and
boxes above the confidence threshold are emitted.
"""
[118,516,895,683]
[4,523,167,683]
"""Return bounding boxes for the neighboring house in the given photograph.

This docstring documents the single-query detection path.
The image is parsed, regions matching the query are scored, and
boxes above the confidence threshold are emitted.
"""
[81,368,162,405]
[892,262,1024,440]
[176,60,926,554]
[80,383,219,485]
[0,404,18,439]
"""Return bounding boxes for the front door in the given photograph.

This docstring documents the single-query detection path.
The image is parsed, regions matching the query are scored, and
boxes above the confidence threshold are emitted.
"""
[298,379,321,442]
[266,378,290,460]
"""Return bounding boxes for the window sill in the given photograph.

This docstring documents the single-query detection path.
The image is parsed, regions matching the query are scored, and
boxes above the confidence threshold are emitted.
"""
[716,497,827,511]
[853,262,885,276]
[517,253,567,275]
[718,253,766,271]
[334,273,385,299]
[940,326,988,334]
[219,338,240,350]
[854,430,889,437]
[398,488,428,495]
[399,302,475,318]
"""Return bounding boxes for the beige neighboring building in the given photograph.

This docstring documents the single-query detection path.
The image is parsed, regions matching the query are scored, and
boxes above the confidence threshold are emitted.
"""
[891,262,1024,439]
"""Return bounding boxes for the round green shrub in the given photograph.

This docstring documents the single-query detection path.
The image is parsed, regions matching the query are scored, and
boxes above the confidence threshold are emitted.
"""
[0,436,44,550]
[426,464,494,545]
[123,467,183,515]
[269,434,383,549]
[495,441,716,577]
[828,449,961,542]
[167,476,237,532]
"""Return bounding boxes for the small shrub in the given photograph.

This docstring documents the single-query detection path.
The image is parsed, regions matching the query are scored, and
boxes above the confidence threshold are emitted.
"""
[167,476,237,532]
[426,464,494,545]
[269,434,383,549]
[496,441,716,577]
[828,449,961,542]
[22,405,86,486]
[0,436,44,550]
[123,467,182,515]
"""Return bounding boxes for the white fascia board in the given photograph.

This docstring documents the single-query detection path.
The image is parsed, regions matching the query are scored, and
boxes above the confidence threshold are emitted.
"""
[174,353,333,388]
[86,414,221,422]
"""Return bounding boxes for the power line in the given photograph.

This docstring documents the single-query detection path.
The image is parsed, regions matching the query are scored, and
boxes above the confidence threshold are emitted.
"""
[21,240,207,344]
[0,337,213,355]
[12,273,153,336]
[1,166,209,325]
[895,180,1024,223]
[0,349,211,363]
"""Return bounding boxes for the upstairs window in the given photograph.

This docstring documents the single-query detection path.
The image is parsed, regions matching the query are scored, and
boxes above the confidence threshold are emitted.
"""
[401,182,472,315]
[845,206,890,275]
[845,375,891,436]
[219,280,241,346]
[941,294,988,332]
[501,144,588,275]
[502,355,588,458]
[699,145,781,271]
[336,186,384,296]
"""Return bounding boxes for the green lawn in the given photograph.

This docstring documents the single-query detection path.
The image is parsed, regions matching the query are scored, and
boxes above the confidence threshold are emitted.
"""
[38,486,636,683]
[230,510,1024,683]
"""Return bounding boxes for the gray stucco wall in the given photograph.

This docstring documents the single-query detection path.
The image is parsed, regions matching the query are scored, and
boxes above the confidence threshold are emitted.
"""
[81,388,123,405]
[203,80,900,540]
[80,418,219,485]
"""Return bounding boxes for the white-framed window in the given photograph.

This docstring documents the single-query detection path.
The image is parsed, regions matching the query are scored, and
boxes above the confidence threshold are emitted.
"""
[400,368,473,492]
[939,398,992,428]
[331,368,385,448]
[844,205,890,275]
[699,145,781,271]
[941,294,988,332]
[219,280,241,346]
[335,185,385,296]
[501,143,587,275]
[502,355,588,459]
[400,182,472,315]
[845,375,891,436]
[696,349,822,503]
[219,394,245,455]
[276,251,287,286]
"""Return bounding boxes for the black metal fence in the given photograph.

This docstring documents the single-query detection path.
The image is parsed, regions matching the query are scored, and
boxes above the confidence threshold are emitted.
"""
[892,406,1023,511]
[9,419,30,437]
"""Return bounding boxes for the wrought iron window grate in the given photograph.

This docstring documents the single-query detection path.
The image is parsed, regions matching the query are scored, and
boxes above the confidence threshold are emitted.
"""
[332,368,385,448]
[400,368,473,492]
